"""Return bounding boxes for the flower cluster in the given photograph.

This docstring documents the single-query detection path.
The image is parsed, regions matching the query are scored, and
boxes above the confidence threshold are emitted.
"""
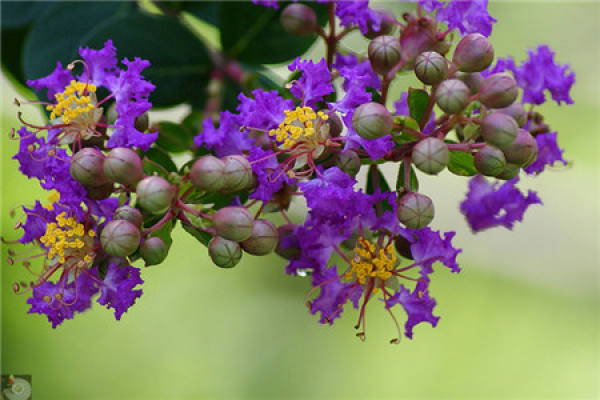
[5,0,574,343]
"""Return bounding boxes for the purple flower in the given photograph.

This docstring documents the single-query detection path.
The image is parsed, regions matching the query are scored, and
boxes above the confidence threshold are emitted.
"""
[480,57,518,79]
[247,146,295,202]
[194,112,253,157]
[406,227,462,274]
[436,0,497,37]
[310,265,362,324]
[384,283,439,339]
[524,132,567,175]
[288,58,334,107]
[419,0,445,13]
[96,263,144,320]
[237,89,293,131]
[27,62,72,99]
[333,53,380,92]
[342,111,394,160]
[335,0,383,35]
[251,0,279,9]
[460,175,542,232]
[79,40,118,87]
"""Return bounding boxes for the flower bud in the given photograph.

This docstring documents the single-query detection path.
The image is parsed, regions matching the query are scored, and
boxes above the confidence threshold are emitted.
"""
[479,73,518,109]
[222,155,253,192]
[397,192,434,230]
[326,113,343,137]
[364,9,395,39]
[352,102,393,140]
[335,150,361,177]
[368,35,402,75]
[140,237,169,266]
[412,137,449,175]
[70,148,106,186]
[496,163,520,180]
[481,112,519,149]
[208,236,242,269]
[241,219,279,255]
[275,224,300,260]
[394,235,413,260]
[212,206,254,242]
[495,102,527,127]
[85,182,114,200]
[452,33,494,73]
[134,112,149,132]
[113,205,143,229]
[474,145,506,177]
[103,148,144,186]
[189,155,226,192]
[136,176,175,213]
[414,51,448,85]
[455,71,482,95]
[435,79,470,114]
[280,4,317,36]
[100,220,141,258]
[502,129,538,166]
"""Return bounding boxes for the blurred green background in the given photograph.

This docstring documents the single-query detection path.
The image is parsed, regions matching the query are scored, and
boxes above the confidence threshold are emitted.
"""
[1,2,599,399]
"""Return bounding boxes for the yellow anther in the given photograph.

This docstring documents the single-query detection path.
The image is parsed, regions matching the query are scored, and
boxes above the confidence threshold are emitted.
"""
[270,106,326,149]
[39,211,95,267]
[47,80,97,124]
[345,238,397,285]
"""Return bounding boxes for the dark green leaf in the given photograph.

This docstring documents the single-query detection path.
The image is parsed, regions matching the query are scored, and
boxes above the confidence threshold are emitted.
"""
[396,162,419,192]
[155,121,194,153]
[366,165,391,195]
[181,223,213,247]
[447,151,477,176]
[181,2,220,25]
[1,1,57,29]
[2,27,29,83]
[142,147,178,177]
[407,88,430,125]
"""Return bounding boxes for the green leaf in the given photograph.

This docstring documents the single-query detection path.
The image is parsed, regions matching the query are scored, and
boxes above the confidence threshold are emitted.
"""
[148,218,175,248]
[1,2,57,29]
[181,223,213,247]
[218,2,327,64]
[142,147,178,177]
[396,162,419,192]
[366,165,391,195]
[155,121,194,153]
[407,88,430,125]
[447,151,478,176]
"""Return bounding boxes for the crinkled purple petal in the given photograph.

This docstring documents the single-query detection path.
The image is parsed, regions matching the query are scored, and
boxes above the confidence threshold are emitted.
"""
[237,89,294,131]
[384,284,439,339]
[524,132,567,175]
[335,0,383,35]
[27,62,73,100]
[436,0,497,37]
[97,263,143,320]
[393,91,436,133]
[405,227,462,274]
[343,111,393,160]
[79,40,118,87]
[252,0,279,9]
[288,58,334,107]
[333,52,380,91]
[194,112,253,157]
[247,146,295,202]
[310,265,363,324]
[419,0,445,13]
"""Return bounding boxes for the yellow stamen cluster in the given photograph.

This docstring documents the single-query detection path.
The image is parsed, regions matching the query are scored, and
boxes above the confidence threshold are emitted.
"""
[42,191,61,211]
[346,238,397,286]
[47,80,97,124]
[39,212,95,265]
[269,107,328,148]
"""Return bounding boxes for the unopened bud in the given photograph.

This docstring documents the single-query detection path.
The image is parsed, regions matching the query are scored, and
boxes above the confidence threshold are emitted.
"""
[241,219,279,255]
[280,4,317,36]
[136,176,175,213]
[364,9,396,39]
[495,102,527,127]
[70,148,106,186]
[326,113,343,137]
[134,112,149,132]
[412,137,449,175]
[222,155,253,192]
[496,163,520,180]
[368,35,402,75]
[352,102,393,140]
[502,129,538,166]
[474,145,506,177]
[140,236,169,266]
[103,147,144,186]
[335,150,361,177]
[481,112,519,149]
[113,205,143,229]
[208,236,242,268]
[397,192,434,230]
[479,73,518,109]
[414,51,448,85]
[275,224,300,260]
[212,206,254,242]
[100,220,141,257]
[85,182,114,200]
[435,79,470,114]
[394,235,414,260]
[452,33,494,73]
[189,155,226,192]
[455,71,483,95]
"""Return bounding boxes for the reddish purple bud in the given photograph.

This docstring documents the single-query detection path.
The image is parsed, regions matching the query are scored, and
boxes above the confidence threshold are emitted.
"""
[352,102,393,140]
[70,147,106,186]
[103,147,144,186]
[495,102,527,127]
[481,112,519,149]
[496,163,520,180]
[414,51,448,85]
[435,79,471,114]
[412,137,449,175]
[212,206,254,242]
[455,71,483,95]
[452,33,494,73]
[474,145,506,177]
[275,224,300,260]
[335,150,361,177]
[140,237,169,266]
[397,192,434,229]
[209,236,242,268]
[479,73,518,109]
[100,220,141,257]
[280,4,317,36]
[189,155,226,192]
[222,155,253,192]
[113,205,143,229]
[502,129,538,166]
[241,219,279,256]
[136,176,175,214]
[364,9,396,39]
[368,35,402,75]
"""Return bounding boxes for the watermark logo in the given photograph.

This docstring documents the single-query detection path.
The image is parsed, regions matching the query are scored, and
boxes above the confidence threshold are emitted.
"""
[1,375,32,400]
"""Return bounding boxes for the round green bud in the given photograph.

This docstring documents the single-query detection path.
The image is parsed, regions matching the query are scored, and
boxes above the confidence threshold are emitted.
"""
[222,155,253,192]
[435,79,471,114]
[455,71,483,95]
[280,4,317,36]
[241,219,279,255]
[70,147,106,186]
[100,220,141,257]
[212,206,254,242]
[275,224,300,260]
[136,176,175,214]
[368,35,402,75]
[189,155,226,192]
[208,236,242,268]
[352,102,393,140]
[479,73,518,109]
[496,163,520,180]
[140,237,169,266]
[474,145,506,177]
[481,112,519,149]
[113,205,143,229]
[85,182,113,201]
[364,9,395,39]
[134,112,149,132]
[502,129,538,166]
[396,192,435,230]
[495,102,527,127]
[412,137,449,175]
[452,33,494,73]
[414,51,448,85]
[103,147,144,186]
[335,150,361,177]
